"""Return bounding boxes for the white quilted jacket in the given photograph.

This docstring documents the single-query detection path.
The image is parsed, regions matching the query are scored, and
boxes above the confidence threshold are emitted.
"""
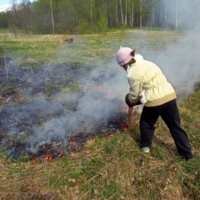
[127,54,176,107]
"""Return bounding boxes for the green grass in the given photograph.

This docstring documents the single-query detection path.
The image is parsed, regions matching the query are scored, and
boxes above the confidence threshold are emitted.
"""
[0,28,182,67]
[0,28,200,199]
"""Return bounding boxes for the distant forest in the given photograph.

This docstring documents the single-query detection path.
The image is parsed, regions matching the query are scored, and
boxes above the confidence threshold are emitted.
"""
[0,0,199,34]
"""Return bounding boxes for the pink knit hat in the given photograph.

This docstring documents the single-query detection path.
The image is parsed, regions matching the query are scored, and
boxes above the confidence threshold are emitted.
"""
[116,46,133,67]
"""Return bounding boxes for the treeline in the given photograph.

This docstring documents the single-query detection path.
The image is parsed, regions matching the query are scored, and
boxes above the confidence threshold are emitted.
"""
[0,0,200,34]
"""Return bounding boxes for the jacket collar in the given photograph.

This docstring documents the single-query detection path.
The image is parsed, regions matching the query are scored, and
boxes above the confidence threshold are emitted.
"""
[134,54,144,63]
[127,54,144,78]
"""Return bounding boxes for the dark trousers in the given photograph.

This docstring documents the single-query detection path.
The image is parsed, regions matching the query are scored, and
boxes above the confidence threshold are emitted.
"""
[139,99,194,160]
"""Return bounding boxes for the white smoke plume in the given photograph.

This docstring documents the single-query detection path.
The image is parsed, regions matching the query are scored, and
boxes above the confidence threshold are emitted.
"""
[141,0,200,96]
[0,57,128,157]
[142,31,200,95]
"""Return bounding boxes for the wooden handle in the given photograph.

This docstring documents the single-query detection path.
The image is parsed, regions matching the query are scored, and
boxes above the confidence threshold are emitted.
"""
[128,107,133,129]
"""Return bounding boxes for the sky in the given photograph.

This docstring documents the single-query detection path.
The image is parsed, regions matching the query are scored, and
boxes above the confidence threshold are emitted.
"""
[0,0,35,12]
[0,0,11,12]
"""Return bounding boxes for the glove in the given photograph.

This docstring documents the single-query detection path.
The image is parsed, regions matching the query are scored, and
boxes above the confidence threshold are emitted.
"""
[125,93,141,107]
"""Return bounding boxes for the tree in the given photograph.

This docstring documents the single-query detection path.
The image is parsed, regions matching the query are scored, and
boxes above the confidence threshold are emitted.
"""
[18,0,32,33]
[0,12,9,28]
[50,0,55,35]
[1,0,198,34]
[10,0,20,36]
[140,0,142,28]
[119,0,124,26]
[175,0,179,30]
[32,0,52,34]
[54,0,76,34]
[116,0,119,26]
[128,0,134,27]
[90,0,94,27]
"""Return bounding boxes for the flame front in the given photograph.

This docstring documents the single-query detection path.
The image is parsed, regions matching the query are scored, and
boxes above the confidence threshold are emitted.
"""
[44,149,53,162]
[58,150,63,158]
[31,157,36,164]
[118,120,128,131]
[71,136,77,141]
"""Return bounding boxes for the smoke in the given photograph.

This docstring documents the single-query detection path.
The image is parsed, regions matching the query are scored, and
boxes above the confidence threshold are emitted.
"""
[143,31,200,94]
[141,0,200,96]
[0,57,128,157]
[26,62,128,154]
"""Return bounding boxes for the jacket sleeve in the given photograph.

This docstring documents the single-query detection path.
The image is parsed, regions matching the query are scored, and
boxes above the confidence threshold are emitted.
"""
[128,78,142,103]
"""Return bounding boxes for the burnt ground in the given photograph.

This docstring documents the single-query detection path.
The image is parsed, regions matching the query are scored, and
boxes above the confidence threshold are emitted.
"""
[0,61,128,160]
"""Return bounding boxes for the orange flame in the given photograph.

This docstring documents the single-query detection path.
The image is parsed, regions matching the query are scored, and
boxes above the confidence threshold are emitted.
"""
[44,149,53,162]
[118,120,128,131]
[58,150,63,158]
[104,133,115,137]
[31,157,36,164]
[71,136,77,141]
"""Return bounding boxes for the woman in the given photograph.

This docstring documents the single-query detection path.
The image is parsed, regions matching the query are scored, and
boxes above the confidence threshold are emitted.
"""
[116,46,194,160]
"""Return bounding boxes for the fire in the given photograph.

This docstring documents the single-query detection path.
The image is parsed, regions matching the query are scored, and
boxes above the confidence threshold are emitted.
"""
[31,157,36,164]
[118,120,128,131]
[104,133,115,137]
[30,148,63,163]
[58,150,63,158]
[71,136,77,141]
[44,148,53,162]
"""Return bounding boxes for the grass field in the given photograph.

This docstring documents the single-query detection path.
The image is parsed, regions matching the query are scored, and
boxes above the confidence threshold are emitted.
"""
[0,28,181,67]
[0,28,200,200]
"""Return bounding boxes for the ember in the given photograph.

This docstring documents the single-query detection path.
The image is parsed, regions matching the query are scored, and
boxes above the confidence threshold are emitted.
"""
[71,136,77,141]
[44,149,53,162]
[104,133,115,137]
[31,157,36,164]
[118,120,128,131]
[58,150,63,158]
